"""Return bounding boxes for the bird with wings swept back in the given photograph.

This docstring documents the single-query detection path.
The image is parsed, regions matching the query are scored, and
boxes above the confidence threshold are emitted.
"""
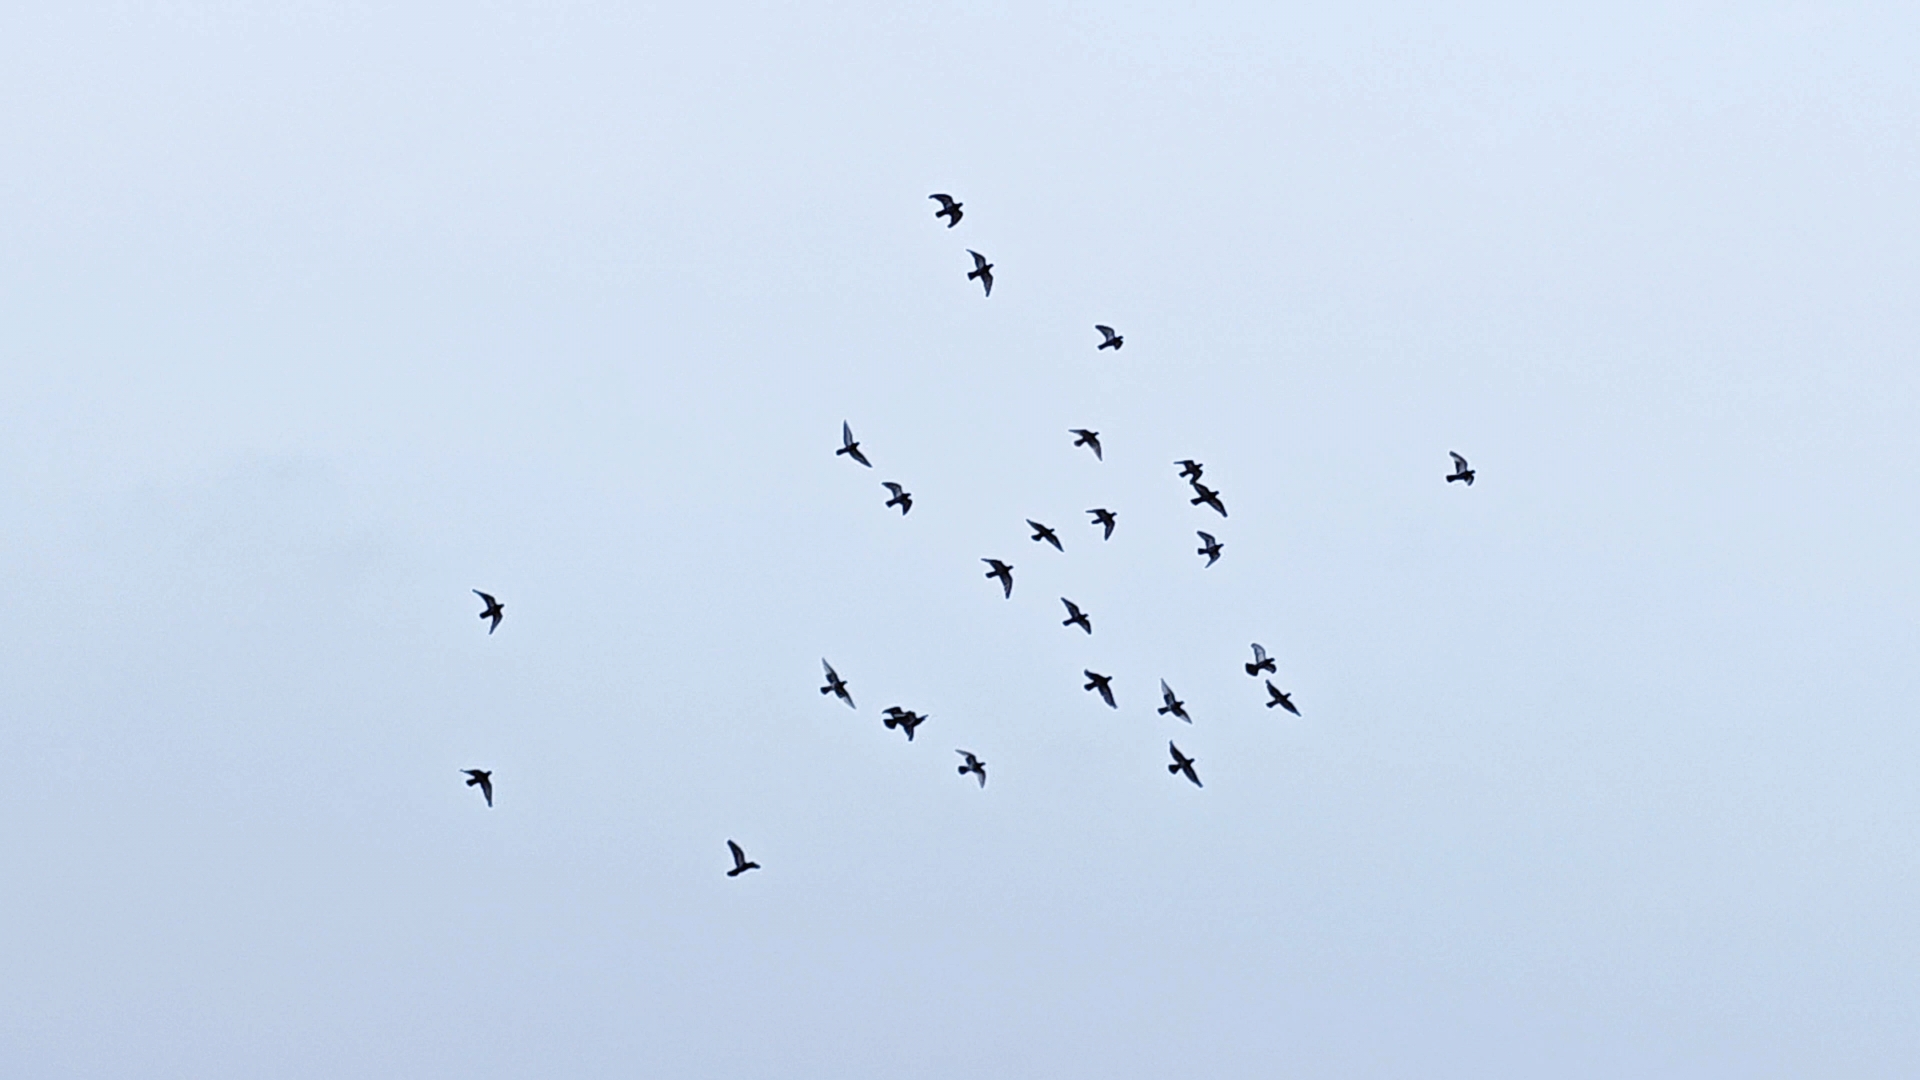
[820,659,855,709]
[1245,643,1276,677]
[473,590,504,634]
[1158,680,1190,723]
[837,422,872,467]
[1189,482,1227,518]
[726,840,761,877]
[1070,429,1103,461]
[882,482,912,515]
[1027,519,1062,551]
[966,250,994,296]
[1447,451,1475,486]
[1175,459,1203,482]
[1060,597,1092,635]
[1087,508,1117,540]
[1265,680,1301,716]
[463,769,493,807]
[1083,670,1116,709]
[956,750,987,787]
[882,706,927,742]
[1095,325,1124,350]
[982,559,1014,599]
[929,193,963,227]
[1196,531,1223,568]
[1167,742,1202,787]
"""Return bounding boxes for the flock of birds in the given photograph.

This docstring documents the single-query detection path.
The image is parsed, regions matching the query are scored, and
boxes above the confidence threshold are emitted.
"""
[457,192,1480,878]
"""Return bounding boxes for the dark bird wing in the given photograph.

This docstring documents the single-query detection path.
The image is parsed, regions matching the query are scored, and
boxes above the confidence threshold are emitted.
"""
[842,421,855,448]
[1096,325,1117,343]
[822,659,837,679]
[930,193,957,212]
[979,266,992,296]
[1198,531,1216,548]
[1061,598,1082,618]
[884,482,904,496]
[473,590,496,606]
[1096,681,1115,709]
[728,840,747,870]
[1451,451,1469,471]
[476,774,493,805]
[969,249,990,271]
[1251,643,1268,664]
[1160,680,1177,705]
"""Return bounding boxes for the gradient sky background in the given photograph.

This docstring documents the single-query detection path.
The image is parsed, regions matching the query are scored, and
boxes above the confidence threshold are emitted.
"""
[3,3,1919,1076]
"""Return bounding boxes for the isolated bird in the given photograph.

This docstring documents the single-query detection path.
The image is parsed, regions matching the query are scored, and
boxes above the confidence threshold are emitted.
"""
[966,250,994,296]
[982,558,1014,599]
[1027,519,1063,551]
[1245,643,1276,677]
[1264,680,1301,716]
[1060,597,1092,634]
[1083,670,1116,709]
[472,590,504,634]
[726,840,761,877]
[1189,482,1228,517]
[1070,429,1103,461]
[1087,508,1118,540]
[1447,451,1475,486]
[882,482,913,515]
[929,193,963,227]
[820,659,855,709]
[1196,531,1223,567]
[955,749,987,787]
[882,706,927,742]
[1167,742,1202,787]
[1095,325,1124,350]
[1158,680,1191,723]
[837,422,872,467]
[463,769,493,807]
[1175,459,1204,482]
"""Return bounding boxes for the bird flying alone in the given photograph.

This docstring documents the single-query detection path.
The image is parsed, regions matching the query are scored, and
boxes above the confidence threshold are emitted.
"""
[1070,429,1103,461]
[982,558,1014,599]
[956,749,987,787]
[1264,680,1301,716]
[1245,643,1276,677]
[463,769,493,807]
[1158,680,1190,723]
[1189,482,1227,518]
[1167,742,1202,787]
[1027,519,1063,551]
[473,590,504,634]
[726,840,761,877]
[1447,451,1475,486]
[882,482,913,515]
[1087,508,1117,540]
[838,422,872,467]
[1083,670,1116,709]
[820,659,855,709]
[1095,325,1124,350]
[1196,531,1223,567]
[1060,597,1092,634]
[966,250,994,296]
[929,193,963,227]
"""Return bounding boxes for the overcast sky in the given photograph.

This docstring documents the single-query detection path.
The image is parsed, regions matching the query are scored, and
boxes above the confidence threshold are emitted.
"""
[3,3,1919,1076]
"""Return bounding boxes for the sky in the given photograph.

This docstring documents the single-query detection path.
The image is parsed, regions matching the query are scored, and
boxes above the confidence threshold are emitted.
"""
[2,2,1919,1076]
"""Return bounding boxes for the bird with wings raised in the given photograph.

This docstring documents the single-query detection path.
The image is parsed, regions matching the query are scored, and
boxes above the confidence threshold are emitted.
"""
[463,769,493,807]
[472,590,504,634]
[929,193,963,227]
[1196,531,1223,567]
[1158,680,1190,723]
[726,840,761,877]
[956,750,987,787]
[1245,643,1276,677]
[837,422,872,467]
[1094,324,1123,350]
[882,482,912,515]
[1447,451,1475,486]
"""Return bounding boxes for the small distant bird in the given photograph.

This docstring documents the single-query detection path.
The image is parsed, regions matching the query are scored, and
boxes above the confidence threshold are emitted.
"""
[1060,597,1092,634]
[820,659,855,709]
[1175,459,1204,482]
[1027,519,1063,551]
[837,422,872,467]
[1095,325,1124,350]
[882,482,913,515]
[929,193,963,227]
[726,840,761,877]
[1158,680,1190,723]
[1245,643,1276,677]
[1264,680,1301,716]
[1447,451,1475,486]
[982,558,1014,599]
[1087,508,1118,540]
[463,769,493,807]
[1196,531,1223,567]
[473,590,504,634]
[1070,429,1103,461]
[1167,742,1202,787]
[966,250,994,296]
[956,749,987,787]
[1189,482,1227,518]
[1083,670,1116,709]
[882,706,927,742]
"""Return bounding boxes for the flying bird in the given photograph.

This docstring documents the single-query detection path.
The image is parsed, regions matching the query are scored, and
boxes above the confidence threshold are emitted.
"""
[882,482,913,515]
[1447,451,1476,486]
[881,706,928,742]
[1264,680,1301,716]
[1167,742,1202,787]
[956,750,987,787]
[1245,643,1276,677]
[1027,519,1063,551]
[462,769,493,807]
[1060,597,1092,634]
[1083,670,1116,709]
[726,840,761,877]
[982,558,1014,599]
[1087,508,1118,540]
[966,250,994,296]
[929,193,963,227]
[1070,429,1103,461]
[1189,482,1227,518]
[472,590,504,634]
[1158,680,1190,723]
[1174,459,1204,482]
[837,422,872,467]
[1196,531,1223,567]
[820,659,855,709]
[1095,325,1124,350]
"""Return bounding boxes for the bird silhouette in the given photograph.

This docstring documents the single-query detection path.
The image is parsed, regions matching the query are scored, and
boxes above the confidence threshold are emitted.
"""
[966,250,994,296]
[1087,508,1118,540]
[463,769,493,807]
[956,749,987,787]
[929,193,963,227]
[726,840,761,877]
[1447,451,1475,486]
[1167,742,1202,787]
[1060,597,1092,634]
[1095,325,1124,350]
[882,482,913,515]
[1175,459,1204,482]
[1027,519,1063,551]
[472,591,504,634]
[882,706,928,742]
[1196,531,1223,567]
[1245,643,1276,677]
[1158,680,1191,723]
[1083,670,1116,709]
[982,558,1014,599]
[1070,429,1103,461]
[1264,680,1301,716]
[1189,482,1227,517]
[820,659,855,709]
[837,422,872,467]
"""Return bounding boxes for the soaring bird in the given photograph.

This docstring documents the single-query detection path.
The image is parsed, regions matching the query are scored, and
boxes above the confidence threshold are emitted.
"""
[1175,459,1204,482]
[1083,670,1116,709]
[956,750,987,787]
[1095,325,1124,350]
[1060,597,1092,635]
[1158,680,1190,723]
[882,706,927,742]
[837,422,872,467]
[1070,429,1103,461]
[982,558,1014,599]
[1196,531,1223,567]
[1167,742,1202,787]
[1087,508,1118,540]
[473,590,504,634]
[966,250,994,296]
[1245,643,1276,677]
[1027,519,1063,551]
[1189,482,1227,518]
[1264,680,1301,716]
[882,482,913,515]
[929,193,963,227]
[820,659,855,709]
[463,769,493,807]
[1447,451,1475,486]
[726,840,761,877]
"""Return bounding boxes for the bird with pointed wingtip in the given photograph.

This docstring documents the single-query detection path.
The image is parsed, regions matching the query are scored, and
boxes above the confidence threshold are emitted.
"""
[1189,482,1227,518]
[726,840,761,877]
[1095,325,1124,350]
[929,193,963,227]
[473,590,504,634]
[1158,680,1190,723]
[820,659,855,709]
[1245,643,1276,677]
[1196,531,1223,567]
[837,422,872,467]
[1027,519,1063,551]
[966,250,994,296]
[1264,680,1301,716]
[882,482,913,515]
[1447,451,1475,486]
[1070,429,1103,461]
[463,769,493,807]
[1060,597,1092,635]
[1167,742,1202,787]
[1087,508,1117,540]
[1083,670,1116,709]
[982,558,1014,599]
[1175,459,1204,482]
[956,749,987,787]
[881,706,927,742]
